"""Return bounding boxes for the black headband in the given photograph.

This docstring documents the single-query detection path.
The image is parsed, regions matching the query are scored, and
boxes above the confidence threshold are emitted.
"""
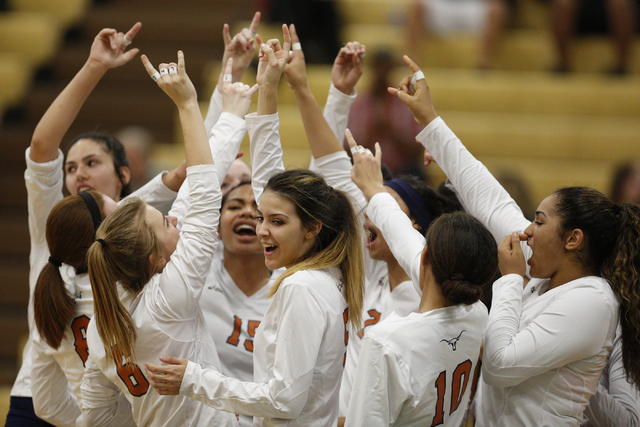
[78,192,103,235]
[384,178,433,232]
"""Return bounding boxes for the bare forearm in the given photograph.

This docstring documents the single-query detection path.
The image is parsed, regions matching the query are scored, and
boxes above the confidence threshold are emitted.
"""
[258,85,278,116]
[178,100,213,167]
[294,85,344,158]
[30,59,108,162]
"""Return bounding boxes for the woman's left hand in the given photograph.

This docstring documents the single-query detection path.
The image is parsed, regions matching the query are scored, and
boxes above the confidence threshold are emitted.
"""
[346,129,386,202]
[498,232,528,277]
[144,356,188,396]
[141,51,197,108]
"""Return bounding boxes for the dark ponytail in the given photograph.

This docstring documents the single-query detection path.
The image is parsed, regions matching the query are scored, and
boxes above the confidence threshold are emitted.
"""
[33,191,104,349]
[554,187,640,389]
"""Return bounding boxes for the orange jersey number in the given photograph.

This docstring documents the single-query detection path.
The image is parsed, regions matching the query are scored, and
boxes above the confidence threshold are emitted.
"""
[431,359,473,426]
[227,315,261,353]
[70,315,90,366]
[112,348,149,397]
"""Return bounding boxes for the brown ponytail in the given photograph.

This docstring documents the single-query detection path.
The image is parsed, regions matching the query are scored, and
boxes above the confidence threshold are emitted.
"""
[34,191,105,349]
[554,187,640,389]
[87,198,161,367]
[602,203,640,389]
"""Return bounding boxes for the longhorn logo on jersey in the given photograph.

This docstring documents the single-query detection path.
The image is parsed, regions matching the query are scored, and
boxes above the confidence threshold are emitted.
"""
[440,330,465,351]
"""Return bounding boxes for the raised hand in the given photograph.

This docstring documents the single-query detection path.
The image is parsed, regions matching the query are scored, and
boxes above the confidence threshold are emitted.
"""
[88,22,141,70]
[388,55,437,127]
[217,11,261,91]
[346,129,386,202]
[497,232,528,277]
[255,24,291,88]
[331,41,366,95]
[141,51,197,108]
[220,58,259,118]
[283,24,308,90]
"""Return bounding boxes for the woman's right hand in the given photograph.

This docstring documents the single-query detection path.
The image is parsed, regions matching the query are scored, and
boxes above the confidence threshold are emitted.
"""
[141,51,197,108]
[255,24,291,88]
[388,55,437,127]
[220,58,259,118]
[498,232,528,277]
[88,22,141,71]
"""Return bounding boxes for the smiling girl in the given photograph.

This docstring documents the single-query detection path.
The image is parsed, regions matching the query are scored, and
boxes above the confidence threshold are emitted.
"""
[391,55,640,426]
[143,27,364,426]
[6,23,183,427]
[80,52,254,427]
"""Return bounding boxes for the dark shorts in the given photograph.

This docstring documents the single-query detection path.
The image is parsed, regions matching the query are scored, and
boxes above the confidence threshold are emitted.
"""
[5,397,55,427]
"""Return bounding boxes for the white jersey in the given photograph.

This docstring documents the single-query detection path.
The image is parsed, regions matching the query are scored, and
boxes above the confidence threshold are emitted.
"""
[418,117,620,426]
[200,258,282,427]
[180,267,349,426]
[582,324,640,427]
[346,302,488,426]
[82,166,237,427]
[14,148,177,399]
[308,147,422,418]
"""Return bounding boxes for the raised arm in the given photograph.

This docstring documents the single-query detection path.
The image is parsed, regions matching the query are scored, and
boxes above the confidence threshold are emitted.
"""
[169,58,256,227]
[347,131,424,287]
[249,26,290,203]
[30,23,141,163]
[322,41,366,144]
[391,56,531,247]
[283,24,351,159]
[203,12,261,134]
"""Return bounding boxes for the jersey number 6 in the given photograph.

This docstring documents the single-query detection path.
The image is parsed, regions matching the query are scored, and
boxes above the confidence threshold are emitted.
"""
[111,348,150,397]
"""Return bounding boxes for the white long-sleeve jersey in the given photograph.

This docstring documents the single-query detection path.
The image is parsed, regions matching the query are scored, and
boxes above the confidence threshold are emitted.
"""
[582,325,640,427]
[180,267,349,427]
[310,151,423,418]
[199,258,283,427]
[16,147,176,404]
[346,302,487,426]
[82,165,238,427]
[417,117,620,427]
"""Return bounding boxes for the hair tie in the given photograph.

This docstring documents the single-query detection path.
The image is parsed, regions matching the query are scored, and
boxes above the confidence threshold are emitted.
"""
[97,238,106,248]
[78,192,103,236]
[48,256,62,267]
[613,203,623,217]
[384,178,433,232]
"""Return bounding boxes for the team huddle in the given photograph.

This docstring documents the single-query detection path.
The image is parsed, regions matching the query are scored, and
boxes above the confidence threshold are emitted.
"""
[6,11,640,427]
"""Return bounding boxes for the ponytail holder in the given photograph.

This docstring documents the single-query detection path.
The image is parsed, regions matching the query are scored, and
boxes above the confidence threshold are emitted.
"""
[97,238,106,248]
[48,256,62,267]
[614,204,623,216]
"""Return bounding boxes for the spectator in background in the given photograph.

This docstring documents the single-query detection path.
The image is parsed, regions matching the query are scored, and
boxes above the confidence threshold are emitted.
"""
[257,0,342,64]
[551,0,637,74]
[610,162,640,203]
[406,0,509,69]
[347,49,425,178]
[115,125,155,191]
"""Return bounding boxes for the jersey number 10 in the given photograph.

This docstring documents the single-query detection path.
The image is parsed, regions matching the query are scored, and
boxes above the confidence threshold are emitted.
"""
[431,359,473,426]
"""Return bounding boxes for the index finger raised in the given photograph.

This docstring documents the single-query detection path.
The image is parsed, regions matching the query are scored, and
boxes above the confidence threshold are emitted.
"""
[141,54,159,78]
[402,55,421,73]
[249,11,261,34]
[345,128,358,152]
[124,22,142,43]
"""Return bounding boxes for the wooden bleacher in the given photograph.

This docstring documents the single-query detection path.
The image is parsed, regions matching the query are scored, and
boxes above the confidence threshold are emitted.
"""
[217,0,640,203]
